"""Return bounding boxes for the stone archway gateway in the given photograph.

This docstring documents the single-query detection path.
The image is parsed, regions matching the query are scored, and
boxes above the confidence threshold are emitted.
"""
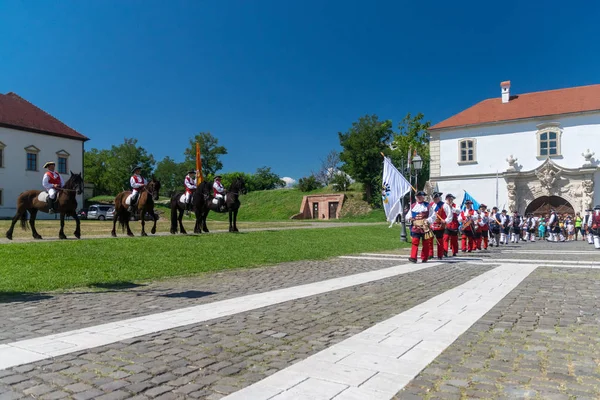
[524,196,574,217]
[505,158,596,215]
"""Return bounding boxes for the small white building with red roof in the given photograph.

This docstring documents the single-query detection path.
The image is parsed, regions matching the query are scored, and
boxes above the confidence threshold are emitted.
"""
[428,82,600,215]
[0,92,89,219]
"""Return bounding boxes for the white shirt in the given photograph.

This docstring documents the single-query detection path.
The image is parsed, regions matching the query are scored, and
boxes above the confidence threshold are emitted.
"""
[213,180,225,194]
[427,202,453,225]
[443,203,460,224]
[184,175,196,190]
[42,171,64,191]
[405,202,434,223]
[458,209,478,223]
[130,174,147,190]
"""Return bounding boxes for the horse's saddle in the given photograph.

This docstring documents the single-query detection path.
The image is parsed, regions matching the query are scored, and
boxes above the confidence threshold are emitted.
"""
[37,192,49,202]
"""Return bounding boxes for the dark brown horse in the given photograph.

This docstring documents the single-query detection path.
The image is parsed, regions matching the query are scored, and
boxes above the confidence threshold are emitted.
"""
[5,172,84,240]
[169,181,211,235]
[197,177,246,232]
[111,178,161,237]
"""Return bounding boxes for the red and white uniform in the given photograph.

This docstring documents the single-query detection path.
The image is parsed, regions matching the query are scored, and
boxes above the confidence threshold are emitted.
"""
[130,174,147,195]
[42,171,64,199]
[184,174,196,203]
[427,201,448,259]
[442,202,460,256]
[213,180,225,199]
[405,201,434,261]
[459,208,478,252]
[477,211,490,249]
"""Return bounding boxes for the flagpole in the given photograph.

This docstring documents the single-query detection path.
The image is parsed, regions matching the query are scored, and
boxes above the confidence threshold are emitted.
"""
[496,170,499,208]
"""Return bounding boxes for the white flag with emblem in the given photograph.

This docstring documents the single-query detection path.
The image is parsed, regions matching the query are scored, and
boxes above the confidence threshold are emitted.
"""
[382,157,412,227]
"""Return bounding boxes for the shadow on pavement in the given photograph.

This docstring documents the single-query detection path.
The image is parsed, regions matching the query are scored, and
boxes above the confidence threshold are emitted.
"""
[0,292,53,303]
[161,290,216,299]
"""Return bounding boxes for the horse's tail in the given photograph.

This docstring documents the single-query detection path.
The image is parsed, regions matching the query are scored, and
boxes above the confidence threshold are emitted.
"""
[20,211,28,230]
[170,195,178,233]
[118,209,129,232]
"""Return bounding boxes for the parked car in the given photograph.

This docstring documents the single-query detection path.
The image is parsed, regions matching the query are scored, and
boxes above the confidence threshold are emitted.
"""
[87,205,113,220]
[106,207,115,220]
[77,208,89,220]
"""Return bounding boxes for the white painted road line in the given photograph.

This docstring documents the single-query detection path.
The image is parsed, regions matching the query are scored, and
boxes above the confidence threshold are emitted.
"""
[0,262,441,371]
[223,263,538,400]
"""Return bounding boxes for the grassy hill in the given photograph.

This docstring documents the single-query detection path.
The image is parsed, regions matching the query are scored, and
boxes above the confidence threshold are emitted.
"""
[87,184,385,222]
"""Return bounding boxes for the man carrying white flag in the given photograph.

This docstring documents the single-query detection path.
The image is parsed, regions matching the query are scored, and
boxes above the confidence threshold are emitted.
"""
[382,156,412,226]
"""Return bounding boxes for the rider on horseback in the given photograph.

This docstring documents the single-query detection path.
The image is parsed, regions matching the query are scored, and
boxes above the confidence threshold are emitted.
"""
[42,161,64,214]
[213,175,226,212]
[184,170,196,212]
[129,166,147,212]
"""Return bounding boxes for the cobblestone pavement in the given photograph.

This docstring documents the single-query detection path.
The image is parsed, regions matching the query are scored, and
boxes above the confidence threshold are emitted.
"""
[0,263,491,400]
[0,237,598,400]
[395,267,600,400]
[0,257,405,345]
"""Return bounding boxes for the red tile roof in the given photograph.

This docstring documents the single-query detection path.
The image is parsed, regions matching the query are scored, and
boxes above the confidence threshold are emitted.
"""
[430,84,600,131]
[0,92,88,141]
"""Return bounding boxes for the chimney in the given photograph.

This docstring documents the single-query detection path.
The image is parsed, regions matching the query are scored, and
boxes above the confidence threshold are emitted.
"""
[501,81,511,103]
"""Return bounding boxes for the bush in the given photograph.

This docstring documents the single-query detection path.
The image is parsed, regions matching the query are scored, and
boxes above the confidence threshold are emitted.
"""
[331,173,351,192]
[297,175,323,192]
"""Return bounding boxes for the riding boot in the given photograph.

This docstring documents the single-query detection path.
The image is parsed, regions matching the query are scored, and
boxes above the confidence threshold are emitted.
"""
[186,202,191,215]
[48,198,56,214]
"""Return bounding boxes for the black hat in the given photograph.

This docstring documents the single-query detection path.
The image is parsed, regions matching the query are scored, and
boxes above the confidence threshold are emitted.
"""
[595,205,600,210]
[214,175,222,180]
[492,206,498,210]
[188,170,196,175]
[416,191,426,196]
[131,165,142,174]
[501,209,507,213]
[465,200,473,204]
[432,192,443,198]
[445,193,456,199]
[479,204,487,208]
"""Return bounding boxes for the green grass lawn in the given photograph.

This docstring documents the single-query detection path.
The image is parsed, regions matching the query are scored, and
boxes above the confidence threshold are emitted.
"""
[0,224,408,294]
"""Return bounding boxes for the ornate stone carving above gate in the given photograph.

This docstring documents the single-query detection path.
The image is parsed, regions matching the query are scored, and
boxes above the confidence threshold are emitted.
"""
[505,158,597,214]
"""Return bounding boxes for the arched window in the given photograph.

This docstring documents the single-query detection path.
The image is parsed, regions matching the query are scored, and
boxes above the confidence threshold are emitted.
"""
[458,138,477,164]
[537,123,562,158]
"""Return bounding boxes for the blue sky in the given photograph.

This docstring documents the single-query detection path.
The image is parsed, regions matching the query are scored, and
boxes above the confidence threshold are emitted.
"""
[1,1,598,182]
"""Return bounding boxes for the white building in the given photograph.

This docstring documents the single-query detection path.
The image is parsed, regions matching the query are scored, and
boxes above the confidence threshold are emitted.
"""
[0,92,89,219]
[428,82,600,216]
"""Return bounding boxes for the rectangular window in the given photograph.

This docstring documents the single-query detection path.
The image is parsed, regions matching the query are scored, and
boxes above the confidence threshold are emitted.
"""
[540,131,558,156]
[460,140,474,162]
[26,152,37,171]
[58,157,68,174]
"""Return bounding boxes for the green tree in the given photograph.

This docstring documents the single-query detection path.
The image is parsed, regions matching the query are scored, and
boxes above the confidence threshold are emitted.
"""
[297,175,323,192]
[183,132,227,177]
[389,113,431,191]
[338,115,393,204]
[104,138,155,194]
[154,156,188,196]
[83,148,111,195]
[252,166,286,191]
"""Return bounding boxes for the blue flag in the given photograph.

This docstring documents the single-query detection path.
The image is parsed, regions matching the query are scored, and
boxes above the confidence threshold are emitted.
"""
[460,191,480,211]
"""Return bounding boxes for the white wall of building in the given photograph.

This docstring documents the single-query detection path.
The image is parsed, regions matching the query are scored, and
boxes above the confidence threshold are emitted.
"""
[436,178,508,210]
[0,126,84,219]
[438,112,600,176]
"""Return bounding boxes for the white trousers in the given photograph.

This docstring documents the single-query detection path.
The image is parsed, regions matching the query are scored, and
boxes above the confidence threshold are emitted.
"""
[185,192,192,203]
[48,188,59,199]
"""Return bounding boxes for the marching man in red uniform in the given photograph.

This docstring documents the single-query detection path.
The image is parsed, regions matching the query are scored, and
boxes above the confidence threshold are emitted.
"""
[477,204,490,250]
[459,200,479,252]
[183,170,196,212]
[42,161,64,213]
[443,193,460,257]
[428,192,447,260]
[128,166,147,212]
[405,191,434,263]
